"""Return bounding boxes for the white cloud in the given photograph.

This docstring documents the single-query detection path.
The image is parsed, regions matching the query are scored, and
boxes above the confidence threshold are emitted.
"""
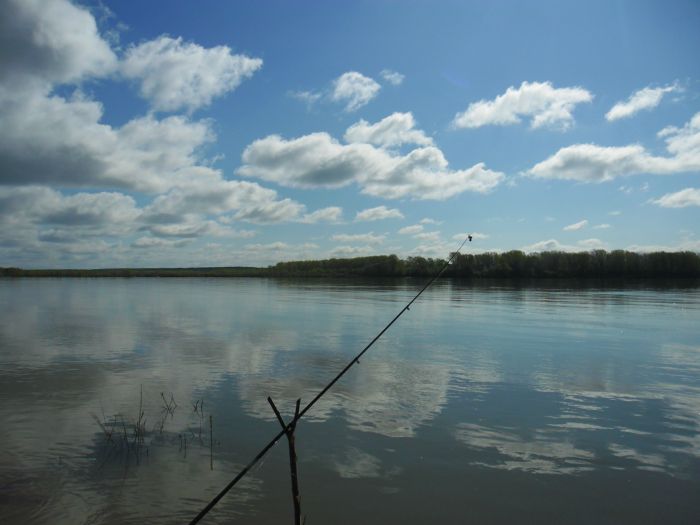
[522,238,607,252]
[605,83,680,121]
[239,115,504,200]
[578,238,607,250]
[652,188,700,208]
[609,210,622,216]
[526,112,700,182]
[330,245,376,257]
[1,78,311,228]
[300,206,343,223]
[521,239,568,252]
[355,206,404,222]
[593,223,611,229]
[625,240,700,253]
[0,186,143,256]
[344,112,433,148]
[0,0,117,87]
[122,36,262,113]
[453,232,489,240]
[452,81,593,130]
[414,231,441,242]
[290,90,322,107]
[380,69,405,86]
[1,3,232,197]
[141,179,306,225]
[144,219,252,239]
[132,236,189,249]
[420,218,441,225]
[0,0,329,267]
[331,232,385,244]
[0,178,308,261]
[399,225,424,235]
[232,199,306,225]
[410,241,455,258]
[0,186,138,231]
[0,80,228,193]
[331,71,381,112]
[244,241,288,252]
[563,219,588,231]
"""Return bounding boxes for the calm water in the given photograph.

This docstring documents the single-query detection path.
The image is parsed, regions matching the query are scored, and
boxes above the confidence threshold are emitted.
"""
[1,278,699,524]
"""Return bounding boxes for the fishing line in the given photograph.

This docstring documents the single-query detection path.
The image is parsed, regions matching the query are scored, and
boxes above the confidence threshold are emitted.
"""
[188,235,470,524]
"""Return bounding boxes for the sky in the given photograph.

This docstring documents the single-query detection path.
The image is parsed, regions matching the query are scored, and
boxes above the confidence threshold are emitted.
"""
[1,0,699,268]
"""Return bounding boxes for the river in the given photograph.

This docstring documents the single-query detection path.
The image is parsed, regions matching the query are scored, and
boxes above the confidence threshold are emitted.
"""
[1,278,699,524]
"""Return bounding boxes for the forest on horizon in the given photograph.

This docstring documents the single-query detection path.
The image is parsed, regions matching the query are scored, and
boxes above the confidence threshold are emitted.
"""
[2,250,700,279]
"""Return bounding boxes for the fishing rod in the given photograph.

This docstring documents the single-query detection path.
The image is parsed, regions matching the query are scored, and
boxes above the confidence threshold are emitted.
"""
[188,235,471,524]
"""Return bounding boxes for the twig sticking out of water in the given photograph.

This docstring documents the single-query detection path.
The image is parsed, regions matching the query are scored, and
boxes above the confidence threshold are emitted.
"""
[133,385,147,464]
[268,397,303,525]
[161,392,177,415]
[92,413,114,442]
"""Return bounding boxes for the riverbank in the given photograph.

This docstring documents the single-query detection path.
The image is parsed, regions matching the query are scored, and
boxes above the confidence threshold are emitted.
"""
[2,250,700,278]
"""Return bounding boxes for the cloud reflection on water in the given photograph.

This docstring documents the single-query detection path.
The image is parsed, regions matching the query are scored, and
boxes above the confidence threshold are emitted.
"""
[1,279,700,523]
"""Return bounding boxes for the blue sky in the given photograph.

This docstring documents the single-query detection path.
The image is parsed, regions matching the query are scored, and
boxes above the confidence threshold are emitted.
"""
[1,0,699,268]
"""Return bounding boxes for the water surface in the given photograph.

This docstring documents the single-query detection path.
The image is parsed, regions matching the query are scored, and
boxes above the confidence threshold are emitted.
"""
[1,278,699,524]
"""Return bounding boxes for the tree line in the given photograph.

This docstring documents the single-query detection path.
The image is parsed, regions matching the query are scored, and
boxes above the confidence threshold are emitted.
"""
[269,250,700,278]
[2,250,699,279]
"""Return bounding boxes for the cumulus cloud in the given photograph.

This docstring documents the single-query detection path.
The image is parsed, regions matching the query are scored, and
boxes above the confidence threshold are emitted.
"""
[344,112,433,148]
[563,219,588,231]
[0,77,230,192]
[452,232,489,240]
[291,71,381,111]
[414,231,441,242]
[0,178,305,262]
[526,112,700,182]
[0,0,117,87]
[330,245,377,257]
[521,238,606,252]
[330,232,385,244]
[625,240,700,253]
[355,206,404,222]
[121,36,262,113]
[331,71,381,112]
[452,81,593,130]
[521,239,570,252]
[526,144,652,183]
[0,0,320,267]
[140,179,305,225]
[399,225,424,235]
[1,2,230,197]
[132,236,189,249]
[0,186,142,255]
[380,69,405,86]
[143,219,253,239]
[290,90,322,108]
[593,223,611,229]
[239,114,504,200]
[651,188,700,208]
[0,186,138,230]
[578,238,607,250]
[300,206,343,223]
[605,83,680,121]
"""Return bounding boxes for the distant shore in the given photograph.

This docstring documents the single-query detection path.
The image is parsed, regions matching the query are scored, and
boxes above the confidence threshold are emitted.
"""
[3,250,700,279]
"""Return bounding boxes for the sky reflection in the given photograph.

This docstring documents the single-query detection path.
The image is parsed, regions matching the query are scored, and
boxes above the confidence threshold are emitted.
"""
[1,278,699,523]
